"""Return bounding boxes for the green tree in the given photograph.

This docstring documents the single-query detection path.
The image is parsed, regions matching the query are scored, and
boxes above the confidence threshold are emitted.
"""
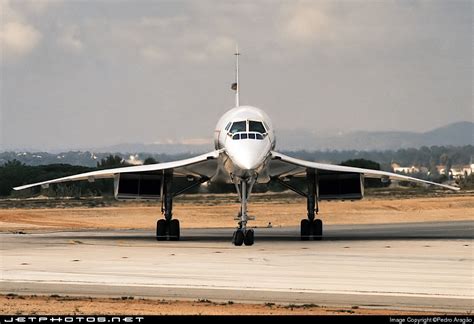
[340,159,389,188]
[97,155,125,168]
[459,174,474,189]
[444,159,452,178]
[143,157,158,165]
[0,160,27,196]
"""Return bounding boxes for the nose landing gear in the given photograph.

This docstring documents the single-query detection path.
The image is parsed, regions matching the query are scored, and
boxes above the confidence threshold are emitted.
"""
[233,227,254,246]
[233,178,255,246]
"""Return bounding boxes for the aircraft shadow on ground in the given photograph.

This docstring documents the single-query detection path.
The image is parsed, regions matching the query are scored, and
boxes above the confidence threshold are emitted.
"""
[34,230,473,243]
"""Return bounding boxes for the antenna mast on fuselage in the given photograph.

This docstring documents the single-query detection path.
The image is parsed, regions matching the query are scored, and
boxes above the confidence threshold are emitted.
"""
[234,46,240,107]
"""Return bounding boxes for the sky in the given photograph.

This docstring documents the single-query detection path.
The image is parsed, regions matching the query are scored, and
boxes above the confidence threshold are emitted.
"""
[0,0,472,151]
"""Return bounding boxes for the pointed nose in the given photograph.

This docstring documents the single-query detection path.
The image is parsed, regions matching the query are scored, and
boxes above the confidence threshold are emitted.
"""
[233,153,261,170]
[226,137,271,171]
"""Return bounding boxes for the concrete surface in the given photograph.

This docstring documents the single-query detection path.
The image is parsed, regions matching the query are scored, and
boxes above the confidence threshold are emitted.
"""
[1,221,473,312]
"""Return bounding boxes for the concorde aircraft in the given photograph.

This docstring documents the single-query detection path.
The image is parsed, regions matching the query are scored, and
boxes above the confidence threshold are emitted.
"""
[14,51,459,246]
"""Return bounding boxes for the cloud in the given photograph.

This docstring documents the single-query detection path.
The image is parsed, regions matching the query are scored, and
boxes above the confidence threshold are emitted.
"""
[207,36,235,56]
[180,137,211,145]
[183,51,208,63]
[21,0,59,14]
[152,138,211,145]
[282,3,330,42]
[58,25,84,53]
[0,21,42,58]
[139,15,189,29]
[0,0,42,61]
[140,46,166,62]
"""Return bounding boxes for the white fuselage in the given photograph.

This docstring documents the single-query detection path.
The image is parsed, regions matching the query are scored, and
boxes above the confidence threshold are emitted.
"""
[214,106,275,182]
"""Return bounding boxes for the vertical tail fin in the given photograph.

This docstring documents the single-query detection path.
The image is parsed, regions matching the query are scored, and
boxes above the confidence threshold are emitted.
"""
[232,45,240,107]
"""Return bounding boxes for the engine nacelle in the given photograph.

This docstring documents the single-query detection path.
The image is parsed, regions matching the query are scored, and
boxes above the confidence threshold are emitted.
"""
[114,173,162,200]
[317,172,364,200]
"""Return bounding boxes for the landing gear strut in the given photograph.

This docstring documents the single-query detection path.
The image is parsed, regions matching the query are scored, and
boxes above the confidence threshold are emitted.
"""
[232,178,255,246]
[301,169,323,241]
[156,172,180,241]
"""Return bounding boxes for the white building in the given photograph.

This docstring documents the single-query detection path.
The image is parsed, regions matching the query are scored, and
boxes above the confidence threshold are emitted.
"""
[392,163,420,174]
[438,164,473,179]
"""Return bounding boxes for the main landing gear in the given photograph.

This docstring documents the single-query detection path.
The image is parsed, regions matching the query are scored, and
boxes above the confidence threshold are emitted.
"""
[301,169,323,241]
[232,178,255,246]
[156,219,180,241]
[300,218,322,241]
[156,172,181,241]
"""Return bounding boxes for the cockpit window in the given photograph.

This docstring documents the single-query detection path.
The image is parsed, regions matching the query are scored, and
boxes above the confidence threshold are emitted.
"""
[249,121,266,133]
[231,132,264,140]
[229,120,267,140]
[229,121,246,133]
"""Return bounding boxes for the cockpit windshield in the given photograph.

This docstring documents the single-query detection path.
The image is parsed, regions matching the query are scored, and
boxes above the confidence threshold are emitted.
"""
[228,120,267,140]
[248,121,266,133]
[229,121,246,133]
[229,120,266,134]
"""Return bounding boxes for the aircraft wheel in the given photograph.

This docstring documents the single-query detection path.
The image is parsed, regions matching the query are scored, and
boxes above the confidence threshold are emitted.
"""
[169,219,180,241]
[313,219,323,240]
[233,230,244,246]
[244,229,254,246]
[156,219,167,241]
[300,219,311,241]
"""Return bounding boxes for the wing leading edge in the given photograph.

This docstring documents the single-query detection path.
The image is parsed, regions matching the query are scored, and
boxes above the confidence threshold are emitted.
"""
[13,150,222,191]
[270,151,460,191]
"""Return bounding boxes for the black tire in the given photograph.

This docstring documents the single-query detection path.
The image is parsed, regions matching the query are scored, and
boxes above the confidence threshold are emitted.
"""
[313,219,323,240]
[156,219,167,241]
[233,230,244,246]
[169,219,180,241]
[300,219,311,241]
[244,229,254,246]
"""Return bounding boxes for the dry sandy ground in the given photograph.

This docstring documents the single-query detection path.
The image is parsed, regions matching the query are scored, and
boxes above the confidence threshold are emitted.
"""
[0,295,455,315]
[0,195,472,232]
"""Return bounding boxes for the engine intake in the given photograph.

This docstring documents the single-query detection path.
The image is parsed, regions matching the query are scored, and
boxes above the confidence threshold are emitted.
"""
[318,172,364,200]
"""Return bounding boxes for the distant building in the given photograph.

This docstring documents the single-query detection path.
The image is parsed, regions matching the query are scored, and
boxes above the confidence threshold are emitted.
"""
[391,163,420,174]
[438,164,473,179]
[418,166,429,174]
[381,161,472,179]
[125,154,143,166]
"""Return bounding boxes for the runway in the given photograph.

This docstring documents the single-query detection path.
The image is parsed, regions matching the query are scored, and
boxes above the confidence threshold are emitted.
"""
[1,221,473,312]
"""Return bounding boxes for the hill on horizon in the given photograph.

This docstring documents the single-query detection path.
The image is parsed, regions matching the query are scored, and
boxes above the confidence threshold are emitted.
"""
[2,121,472,155]
[276,121,473,151]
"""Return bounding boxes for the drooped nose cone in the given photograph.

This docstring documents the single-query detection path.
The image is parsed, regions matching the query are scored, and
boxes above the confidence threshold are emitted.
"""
[232,149,261,170]
[226,137,272,171]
